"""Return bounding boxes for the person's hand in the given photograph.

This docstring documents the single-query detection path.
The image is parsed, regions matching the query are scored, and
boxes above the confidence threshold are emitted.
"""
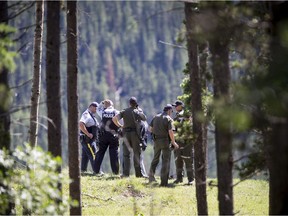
[172,142,179,150]
[87,133,93,139]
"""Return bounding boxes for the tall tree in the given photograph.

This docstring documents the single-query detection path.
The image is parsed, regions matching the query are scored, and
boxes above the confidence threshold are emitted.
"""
[184,2,208,215]
[0,1,10,151]
[67,1,81,215]
[0,1,15,214]
[29,0,44,147]
[46,1,61,158]
[267,2,288,214]
[209,2,234,215]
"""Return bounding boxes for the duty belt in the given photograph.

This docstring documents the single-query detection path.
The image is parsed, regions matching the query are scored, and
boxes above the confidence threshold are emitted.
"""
[100,128,118,136]
[124,127,136,132]
[154,135,168,139]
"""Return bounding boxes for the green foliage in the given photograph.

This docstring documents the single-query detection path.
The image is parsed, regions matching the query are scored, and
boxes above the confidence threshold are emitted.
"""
[211,98,252,132]
[174,117,193,144]
[235,137,267,180]
[0,144,75,215]
[0,24,17,72]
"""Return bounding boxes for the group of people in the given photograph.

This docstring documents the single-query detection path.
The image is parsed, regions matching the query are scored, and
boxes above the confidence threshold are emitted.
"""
[79,96,194,187]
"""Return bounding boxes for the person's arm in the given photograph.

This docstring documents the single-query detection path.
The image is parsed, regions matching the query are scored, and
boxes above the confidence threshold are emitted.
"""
[149,126,153,133]
[79,121,93,139]
[112,114,123,128]
[96,102,105,119]
[169,129,179,149]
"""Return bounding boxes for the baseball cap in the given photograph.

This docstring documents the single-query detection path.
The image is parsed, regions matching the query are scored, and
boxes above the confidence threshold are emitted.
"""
[89,101,99,107]
[129,97,138,105]
[172,100,184,107]
[163,104,173,111]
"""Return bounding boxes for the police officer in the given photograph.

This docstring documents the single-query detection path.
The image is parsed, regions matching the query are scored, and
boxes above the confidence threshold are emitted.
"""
[79,102,99,174]
[94,99,120,175]
[148,104,179,187]
[172,100,194,185]
[112,97,147,178]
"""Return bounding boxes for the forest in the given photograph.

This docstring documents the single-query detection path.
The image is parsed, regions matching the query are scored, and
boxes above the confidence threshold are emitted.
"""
[1,1,288,215]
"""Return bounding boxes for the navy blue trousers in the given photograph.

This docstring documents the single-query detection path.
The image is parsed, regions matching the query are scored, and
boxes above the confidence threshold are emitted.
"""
[95,131,119,174]
[80,136,97,173]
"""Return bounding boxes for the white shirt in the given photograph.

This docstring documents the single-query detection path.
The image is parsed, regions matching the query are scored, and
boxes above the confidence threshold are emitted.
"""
[80,109,99,127]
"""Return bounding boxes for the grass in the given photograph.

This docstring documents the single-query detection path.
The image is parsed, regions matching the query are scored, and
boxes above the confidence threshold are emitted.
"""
[75,174,268,215]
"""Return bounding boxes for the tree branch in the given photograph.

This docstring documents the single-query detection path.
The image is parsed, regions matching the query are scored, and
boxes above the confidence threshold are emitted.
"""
[158,40,187,50]
[7,2,35,21]
[10,78,32,89]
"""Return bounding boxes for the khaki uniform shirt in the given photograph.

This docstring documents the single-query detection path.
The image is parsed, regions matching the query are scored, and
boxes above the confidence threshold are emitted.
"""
[150,112,173,137]
[119,107,146,129]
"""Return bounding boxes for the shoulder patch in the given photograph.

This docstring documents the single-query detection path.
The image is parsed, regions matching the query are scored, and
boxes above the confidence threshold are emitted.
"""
[167,116,173,121]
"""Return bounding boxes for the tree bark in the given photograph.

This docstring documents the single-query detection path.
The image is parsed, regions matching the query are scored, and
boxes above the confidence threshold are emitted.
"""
[46,1,61,159]
[67,1,81,215]
[267,2,288,214]
[184,2,208,215]
[29,0,44,147]
[210,29,234,216]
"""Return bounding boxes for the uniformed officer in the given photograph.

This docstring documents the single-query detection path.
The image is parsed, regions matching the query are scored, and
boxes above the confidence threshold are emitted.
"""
[79,102,99,174]
[172,100,194,185]
[112,97,147,178]
[94,99,120,175]
[148,104,179,187]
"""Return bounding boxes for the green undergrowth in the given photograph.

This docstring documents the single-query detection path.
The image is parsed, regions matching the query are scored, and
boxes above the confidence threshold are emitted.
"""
[71,174,268,215]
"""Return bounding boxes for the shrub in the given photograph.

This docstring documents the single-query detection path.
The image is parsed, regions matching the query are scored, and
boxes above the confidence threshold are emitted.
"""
[0,144,75,214]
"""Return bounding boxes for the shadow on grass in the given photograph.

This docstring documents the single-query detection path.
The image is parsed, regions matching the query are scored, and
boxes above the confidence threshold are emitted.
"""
[143,181,177,188]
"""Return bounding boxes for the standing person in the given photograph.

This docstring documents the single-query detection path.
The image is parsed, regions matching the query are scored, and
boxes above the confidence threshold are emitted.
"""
[148,104,179,187]
[94,99,120,175]
[172,100,194,185]
[112,97,147,178]
[79,102,99,174]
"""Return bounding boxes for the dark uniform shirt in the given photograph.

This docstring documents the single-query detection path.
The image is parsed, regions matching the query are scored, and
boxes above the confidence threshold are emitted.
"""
[101,107,119,132]
[150,112,173,137]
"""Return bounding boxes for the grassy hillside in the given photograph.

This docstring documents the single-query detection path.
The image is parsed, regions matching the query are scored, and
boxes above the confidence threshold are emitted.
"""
[69,175,268,215]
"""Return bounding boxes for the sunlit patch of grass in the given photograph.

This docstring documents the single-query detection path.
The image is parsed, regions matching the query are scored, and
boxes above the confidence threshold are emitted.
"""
[63,174,268,215]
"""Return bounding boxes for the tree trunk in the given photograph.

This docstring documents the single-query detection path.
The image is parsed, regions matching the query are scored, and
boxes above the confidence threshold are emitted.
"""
[267,2,288,214]
[0,1,14,214]
[210,31,234,216]
[184,2,208,215]
[46,1,61,159]
[0,1,10,151]
[29,0,44,147]
[67,1,81,215]
[46,1,62,200]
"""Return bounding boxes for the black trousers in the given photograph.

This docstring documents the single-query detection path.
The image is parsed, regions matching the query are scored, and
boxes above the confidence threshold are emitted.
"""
[80,136,97,173]
[95,131,119,174]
